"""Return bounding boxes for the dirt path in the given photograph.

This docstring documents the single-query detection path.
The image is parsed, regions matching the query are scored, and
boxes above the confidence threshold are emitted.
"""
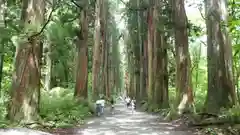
[52,100,195,135]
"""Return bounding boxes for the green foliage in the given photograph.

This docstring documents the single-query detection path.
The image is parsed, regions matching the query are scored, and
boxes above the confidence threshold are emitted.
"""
[221,105,240,119]
[0,87,93,128]
[0,96,9,128]
[39,87,92,128]
[44,19,77,88]
[87,72,93,100]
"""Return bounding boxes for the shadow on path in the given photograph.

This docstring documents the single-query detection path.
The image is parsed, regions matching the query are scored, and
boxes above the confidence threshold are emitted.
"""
[52,100,195,135]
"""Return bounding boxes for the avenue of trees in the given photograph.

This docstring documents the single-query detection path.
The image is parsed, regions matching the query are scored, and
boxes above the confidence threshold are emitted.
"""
[0,0,240,133]
[0,0,123,127]
[124,0,240,118]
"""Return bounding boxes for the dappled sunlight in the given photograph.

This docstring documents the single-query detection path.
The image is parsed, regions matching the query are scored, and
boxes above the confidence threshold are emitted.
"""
[78,103,193,135]
[0,128,53,135]
[87,120,95,124]
[164,126,175,130]
[178,93,188,114]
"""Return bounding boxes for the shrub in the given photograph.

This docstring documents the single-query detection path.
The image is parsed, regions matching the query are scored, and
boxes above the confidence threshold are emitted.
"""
[0,95,9,128]
[39,87,93,128]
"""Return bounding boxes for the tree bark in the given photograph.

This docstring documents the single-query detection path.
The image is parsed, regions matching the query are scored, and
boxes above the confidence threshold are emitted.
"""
[92,0,102,99]
[44,42,52,91]
[0,0,6,93]
[7,0,45,122]
[204,0,236,113]
[74,6,89,99]
[154,34,169,108]
[151,0,169,108]
[147,0,154,102]
[137,0,144,102]
[172,0,193,114]
[0,43,3,92]
[101,0,110,98]
[43,0,53,91]
[104,36,109,98]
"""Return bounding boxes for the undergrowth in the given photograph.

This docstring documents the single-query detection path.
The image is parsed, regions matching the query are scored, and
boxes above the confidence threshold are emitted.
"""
[0,95,9,128]
[39,87,93,128]
[0,87,93,128]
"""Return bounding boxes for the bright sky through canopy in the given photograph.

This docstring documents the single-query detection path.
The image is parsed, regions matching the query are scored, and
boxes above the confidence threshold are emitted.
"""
[113,0,206,69]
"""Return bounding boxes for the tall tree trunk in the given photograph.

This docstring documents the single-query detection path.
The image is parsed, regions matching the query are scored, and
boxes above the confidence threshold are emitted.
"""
[92,0,102,99]
[172,0,193,114]
[147,1,154,102]
[104,35,109,98]
[129,73,134,98]
[143,40,148,100]
[195,43,202,91]
[153,1,169,107]
[63,65,68,87]
[204,0,236,113]
[100,2,105,95]
[0,43,3,93]
[137,0,144,103]
[44,0,53,91]
[44,42,52,91]
[111,64,115,94]
[75,6,88,99]
[141,10,148,101]
[0,0,6,93]
[134,60,140,101]
[152,0,169,108]
[108,51,112,96]
[154,35,169,108]
[124,72,129,97]
[101,0,109,98]
[7,0,45,122]
[152,0,157,102]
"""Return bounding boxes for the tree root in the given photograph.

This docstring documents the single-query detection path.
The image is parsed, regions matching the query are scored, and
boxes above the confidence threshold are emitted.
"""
[22,120,56,129]
[189,117,240,128]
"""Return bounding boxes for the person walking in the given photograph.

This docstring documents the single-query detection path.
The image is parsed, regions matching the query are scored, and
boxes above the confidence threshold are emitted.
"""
[110,97,115,114]
[95,96,105,116]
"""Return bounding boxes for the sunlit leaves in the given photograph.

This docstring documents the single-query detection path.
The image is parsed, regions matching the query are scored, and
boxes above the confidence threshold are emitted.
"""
[228,0,240,64]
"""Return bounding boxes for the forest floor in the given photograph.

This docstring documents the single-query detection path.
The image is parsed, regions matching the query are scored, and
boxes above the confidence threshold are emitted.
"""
[51,100,196,135]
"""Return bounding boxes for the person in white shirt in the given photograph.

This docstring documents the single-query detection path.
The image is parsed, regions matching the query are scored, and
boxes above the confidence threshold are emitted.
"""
[131,98,136,114]
[125,96,131,108]
[96,97,105,115]
[95,100,102,116]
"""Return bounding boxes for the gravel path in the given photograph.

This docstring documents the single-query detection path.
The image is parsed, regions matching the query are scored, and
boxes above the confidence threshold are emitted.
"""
[53,100,195,135]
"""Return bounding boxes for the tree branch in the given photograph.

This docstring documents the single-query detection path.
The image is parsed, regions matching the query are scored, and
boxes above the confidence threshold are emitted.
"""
[200,40,207,46]
[28,3,58,41]
[71,0,83,10]
[117,33,123,41]
[231,0,236,17]
[198,7,206,20]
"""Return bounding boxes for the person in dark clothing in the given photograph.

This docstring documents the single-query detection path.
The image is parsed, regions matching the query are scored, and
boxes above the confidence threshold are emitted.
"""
[110,97,114,105]
[110,97,115,114]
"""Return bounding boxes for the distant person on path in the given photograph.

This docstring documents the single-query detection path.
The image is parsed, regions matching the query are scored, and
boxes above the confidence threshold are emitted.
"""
[95,96,105,116]
[131,98,136,113]
[125,96,131,108]
[95,100,102,116]
[110,97,115,114]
